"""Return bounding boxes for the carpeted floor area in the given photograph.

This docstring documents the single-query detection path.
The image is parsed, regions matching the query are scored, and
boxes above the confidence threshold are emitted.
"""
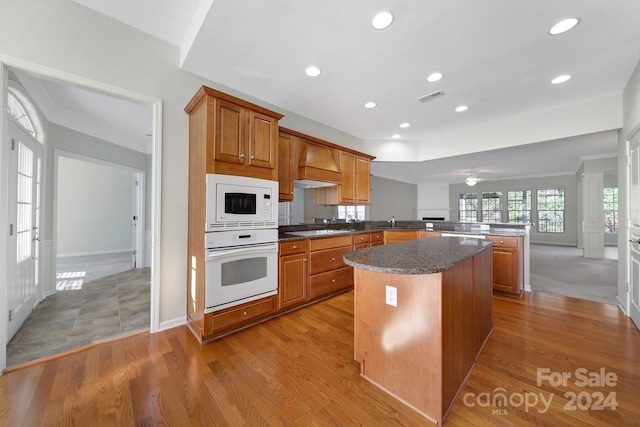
[530,244,618,305]
[6,253,150,367]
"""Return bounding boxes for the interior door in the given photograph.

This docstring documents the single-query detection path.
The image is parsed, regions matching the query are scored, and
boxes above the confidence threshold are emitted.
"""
[7,121,42,340]
[582,172,605,258]
[628,130,640,330]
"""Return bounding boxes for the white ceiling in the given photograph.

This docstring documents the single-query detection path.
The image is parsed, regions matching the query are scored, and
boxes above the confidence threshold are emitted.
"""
[16,73,153,154]
[31,1,640,182]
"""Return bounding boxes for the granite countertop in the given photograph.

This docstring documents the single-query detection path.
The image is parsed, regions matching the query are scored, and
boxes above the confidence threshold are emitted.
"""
[343,236,494,275]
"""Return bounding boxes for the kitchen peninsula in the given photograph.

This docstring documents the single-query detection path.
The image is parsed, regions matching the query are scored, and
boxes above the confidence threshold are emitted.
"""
[343,236,494,425]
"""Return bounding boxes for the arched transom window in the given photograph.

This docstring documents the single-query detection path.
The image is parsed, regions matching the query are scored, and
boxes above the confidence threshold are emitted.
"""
[7,87,44,143]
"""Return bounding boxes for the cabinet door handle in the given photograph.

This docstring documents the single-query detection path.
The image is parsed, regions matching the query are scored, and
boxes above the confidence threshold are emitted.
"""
[304,258,307,262]
[629,239,640,244]
[250,155,255,159]
[500,240,504,244]
[240,153,245,158]
[332,279,336,283]
[331,257,336,261]
[243,311,248,316]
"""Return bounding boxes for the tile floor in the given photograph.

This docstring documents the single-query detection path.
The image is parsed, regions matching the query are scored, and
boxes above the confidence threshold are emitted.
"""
[6,253,150,367]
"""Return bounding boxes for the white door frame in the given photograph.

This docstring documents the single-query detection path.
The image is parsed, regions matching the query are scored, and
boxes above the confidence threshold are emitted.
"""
[0,55,163,373]
[626,124,640,330]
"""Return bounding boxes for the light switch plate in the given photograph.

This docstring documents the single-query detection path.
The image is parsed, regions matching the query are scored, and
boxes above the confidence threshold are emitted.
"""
[426,222,433,228]
[386,285,397,307]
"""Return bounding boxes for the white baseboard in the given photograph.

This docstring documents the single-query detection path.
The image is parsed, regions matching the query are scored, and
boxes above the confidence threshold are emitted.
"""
[158,316,186,332]
[57,249,132,258]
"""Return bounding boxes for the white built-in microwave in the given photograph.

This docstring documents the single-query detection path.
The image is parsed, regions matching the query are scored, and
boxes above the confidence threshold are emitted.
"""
[206,174,279,231]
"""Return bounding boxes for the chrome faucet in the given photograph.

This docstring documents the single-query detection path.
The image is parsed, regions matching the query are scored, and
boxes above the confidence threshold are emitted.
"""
[388,216,395,228]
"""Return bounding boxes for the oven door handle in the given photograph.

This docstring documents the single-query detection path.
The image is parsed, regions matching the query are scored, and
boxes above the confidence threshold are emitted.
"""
[207,243,277,260]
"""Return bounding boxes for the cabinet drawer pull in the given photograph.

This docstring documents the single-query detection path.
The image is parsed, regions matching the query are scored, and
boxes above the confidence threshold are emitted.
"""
[243,311,248,316]
[331,257,336,261]
[500,240,504,244]
[332,279,336,283]
[292,245,297,249]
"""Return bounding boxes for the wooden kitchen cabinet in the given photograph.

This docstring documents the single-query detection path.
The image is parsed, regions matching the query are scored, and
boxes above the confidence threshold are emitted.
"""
[353,232,371,250]
[384,230,419,245]
[278,130,295,201]
[486,235,523,297]
[204,296,277,337]
[184,86,284,343]
[308,235,354,299]
[315,152,372,205]
[370,231,384,247]
[419,231,441,238]
[355,156,371,203]
[278,240,309,309]
[185,86,283,181]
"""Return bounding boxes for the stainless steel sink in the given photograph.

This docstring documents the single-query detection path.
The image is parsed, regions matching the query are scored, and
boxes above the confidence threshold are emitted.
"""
[285,229,352,237]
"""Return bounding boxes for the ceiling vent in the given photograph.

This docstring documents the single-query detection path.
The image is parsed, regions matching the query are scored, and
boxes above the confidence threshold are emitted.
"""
[418,90,446,103]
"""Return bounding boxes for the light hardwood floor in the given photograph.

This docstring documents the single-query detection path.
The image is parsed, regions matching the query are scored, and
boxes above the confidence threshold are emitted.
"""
[1,290,639,426]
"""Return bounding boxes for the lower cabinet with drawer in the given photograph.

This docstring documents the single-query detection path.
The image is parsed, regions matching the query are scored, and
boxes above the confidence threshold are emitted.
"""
[309,235,354,300]
[204,296,277,337]
[486,235,523,297]
[353,232,371,250]
[370,231,384,247]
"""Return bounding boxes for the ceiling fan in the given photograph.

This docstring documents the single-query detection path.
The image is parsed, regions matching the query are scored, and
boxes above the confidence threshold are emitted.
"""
[459,170,500,186]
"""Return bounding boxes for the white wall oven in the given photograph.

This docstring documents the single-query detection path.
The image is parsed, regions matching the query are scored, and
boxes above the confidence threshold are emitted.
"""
[205,229,278,313]
[206,173,278,231]
[204,174,279,313]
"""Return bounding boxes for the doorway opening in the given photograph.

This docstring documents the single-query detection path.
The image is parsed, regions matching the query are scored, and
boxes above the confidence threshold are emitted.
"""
[0,60,162,372]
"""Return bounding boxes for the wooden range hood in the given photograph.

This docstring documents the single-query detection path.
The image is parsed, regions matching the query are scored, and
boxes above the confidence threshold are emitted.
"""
[296,140,341,186]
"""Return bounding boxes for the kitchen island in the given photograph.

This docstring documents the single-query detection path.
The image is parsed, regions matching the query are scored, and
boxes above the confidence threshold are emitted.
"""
[343,236,494,425]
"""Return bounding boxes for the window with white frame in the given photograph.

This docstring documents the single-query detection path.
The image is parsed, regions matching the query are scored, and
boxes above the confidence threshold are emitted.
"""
[337,205,366,221]
[537,188,565,233]
[459,193,478,222]
[507,190,531,223]
[482,192,503,222]
[604,187,618,233]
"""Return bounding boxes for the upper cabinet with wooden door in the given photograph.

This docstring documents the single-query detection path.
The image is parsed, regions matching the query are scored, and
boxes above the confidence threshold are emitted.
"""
[278,130,295,201]
[185,86,284,181]
[278,127,375,204]
[318,151,372,205]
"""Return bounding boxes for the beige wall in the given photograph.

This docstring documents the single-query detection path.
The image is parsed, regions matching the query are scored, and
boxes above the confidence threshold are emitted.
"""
[369,176,417,221]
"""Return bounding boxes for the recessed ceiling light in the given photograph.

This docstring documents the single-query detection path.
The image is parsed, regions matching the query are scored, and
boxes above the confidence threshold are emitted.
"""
[372,11,394,30]
[551,74,572,84]
[392,134,401,139]
[305,66,321,77]
[364,101,377,109]
[426,72,444,83]
[400,122,410,128]
[455,105,468,112]
[549,18,580,35]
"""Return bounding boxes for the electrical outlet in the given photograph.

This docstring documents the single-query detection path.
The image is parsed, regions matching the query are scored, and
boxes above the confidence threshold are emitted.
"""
[426,222,433,229]
[385,285,397,307]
